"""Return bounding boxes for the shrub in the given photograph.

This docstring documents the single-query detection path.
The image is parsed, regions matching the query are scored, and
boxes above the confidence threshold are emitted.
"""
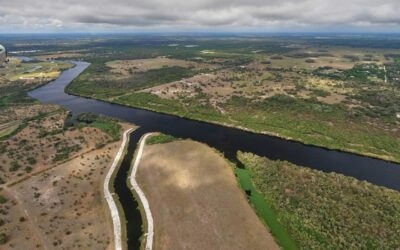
[0,195,8,204]
[9,161,21,172]
[0,233,7,244]
[146,134,179,145]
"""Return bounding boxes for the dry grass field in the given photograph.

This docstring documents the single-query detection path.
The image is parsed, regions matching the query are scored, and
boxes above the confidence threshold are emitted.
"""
[0,122,133,249]
[136,139,279,250]
[33,52,86,61]
[0,94,134,248]
[140,47,392,110]
[106,57,212,76]
[0,111,115,184]
[1,139,123,249]
[0,55,138,248]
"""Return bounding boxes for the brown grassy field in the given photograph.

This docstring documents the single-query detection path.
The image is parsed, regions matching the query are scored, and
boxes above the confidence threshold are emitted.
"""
[0,101,134,248]
[136,139,279,250]
[0,111,116,184]
[33,52,86,61]
[1,138,124,249]
[106,57,215,77]
[140,47,391,110]
[0,56,138,248]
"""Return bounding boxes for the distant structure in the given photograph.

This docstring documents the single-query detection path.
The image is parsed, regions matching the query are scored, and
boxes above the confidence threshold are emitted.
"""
[0,44,8,65]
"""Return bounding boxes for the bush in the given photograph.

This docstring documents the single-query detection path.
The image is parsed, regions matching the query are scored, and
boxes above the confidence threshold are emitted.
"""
[27,157,37,165]
[0,233,7,244]
[77,113,121,141]
[0,195,8,204]
[9,161,21,172]
[238,152,400,249]
[146,134,179,145]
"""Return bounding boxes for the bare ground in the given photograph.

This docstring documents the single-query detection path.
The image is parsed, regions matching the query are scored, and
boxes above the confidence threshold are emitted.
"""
[137,139,279,250]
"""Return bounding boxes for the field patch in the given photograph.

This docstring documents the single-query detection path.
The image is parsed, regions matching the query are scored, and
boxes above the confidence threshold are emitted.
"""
[137,140,279,250]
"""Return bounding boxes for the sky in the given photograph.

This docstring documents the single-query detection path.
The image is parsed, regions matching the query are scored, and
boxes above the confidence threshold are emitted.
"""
[0,0,400,33]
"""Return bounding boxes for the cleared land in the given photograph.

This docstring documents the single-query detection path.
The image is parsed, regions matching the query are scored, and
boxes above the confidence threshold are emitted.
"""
[136,138,279,250]
[106,57,213,76]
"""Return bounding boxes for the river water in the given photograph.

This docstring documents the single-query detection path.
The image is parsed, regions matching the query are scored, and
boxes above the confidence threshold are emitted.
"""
[28,61,400,249]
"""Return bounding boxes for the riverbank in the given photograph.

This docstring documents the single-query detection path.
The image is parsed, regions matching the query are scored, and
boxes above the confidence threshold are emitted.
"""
[27,58,400,220]
[65,88,400,165]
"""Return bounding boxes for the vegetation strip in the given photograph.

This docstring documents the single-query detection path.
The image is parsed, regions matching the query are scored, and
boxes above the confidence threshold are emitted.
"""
[129,133,154,250]
[104,128,134,250]
[235,168,297,250]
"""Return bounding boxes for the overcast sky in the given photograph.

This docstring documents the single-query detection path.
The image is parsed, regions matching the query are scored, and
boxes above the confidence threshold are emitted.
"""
[1,0,400,33]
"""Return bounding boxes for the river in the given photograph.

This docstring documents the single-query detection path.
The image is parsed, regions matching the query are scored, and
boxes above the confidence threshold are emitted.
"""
[28,61,400,249]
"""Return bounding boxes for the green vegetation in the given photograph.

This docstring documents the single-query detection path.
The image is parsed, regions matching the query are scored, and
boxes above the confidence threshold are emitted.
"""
[0,123,20,139]
[224,95,400,162]
[0,90,36,108]
[0,60,73,109]
[76,113,122,141]
[115,92,229,124]
[146,133,179,145]
[67,64,198,99]
[53,144,81,162]
[114,92,400,162]
[16,34,400,163]
[237,152,400,250]
[235,168,297,250]
[9,161,21,171]
[27,157,37,165]
[0,195,8,204]
[0,233,7,244]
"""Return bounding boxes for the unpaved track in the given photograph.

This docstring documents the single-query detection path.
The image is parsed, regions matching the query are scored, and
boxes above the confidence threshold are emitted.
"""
[104,128,134,250]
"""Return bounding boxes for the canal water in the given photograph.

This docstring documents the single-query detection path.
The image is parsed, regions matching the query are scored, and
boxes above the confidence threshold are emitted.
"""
[28,61,400,249]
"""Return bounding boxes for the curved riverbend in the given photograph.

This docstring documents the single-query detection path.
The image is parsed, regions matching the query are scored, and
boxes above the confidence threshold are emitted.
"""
[129,133,154,250]
[28,61,400,248]
[28,61,400,190]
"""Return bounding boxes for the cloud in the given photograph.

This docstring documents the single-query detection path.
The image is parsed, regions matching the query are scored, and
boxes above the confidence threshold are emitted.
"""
[0,0,399,32]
